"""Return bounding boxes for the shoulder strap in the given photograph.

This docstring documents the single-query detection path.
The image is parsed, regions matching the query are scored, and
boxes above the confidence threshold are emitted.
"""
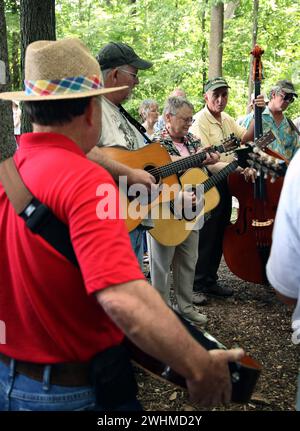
[286,117,300,137]
[118,105,152,143]
[0,158,78,267]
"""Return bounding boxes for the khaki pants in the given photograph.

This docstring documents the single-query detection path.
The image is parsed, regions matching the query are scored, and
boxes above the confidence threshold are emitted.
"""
[149,230,199,314]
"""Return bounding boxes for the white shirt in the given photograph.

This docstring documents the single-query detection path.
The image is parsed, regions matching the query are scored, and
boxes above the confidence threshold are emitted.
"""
[266,149,300,327]
[99,97,145,150]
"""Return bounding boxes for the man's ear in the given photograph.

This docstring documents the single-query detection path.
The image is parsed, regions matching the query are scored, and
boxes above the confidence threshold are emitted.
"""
[204,93,208,103]
[110,68,119,85]
[85,97,98,126]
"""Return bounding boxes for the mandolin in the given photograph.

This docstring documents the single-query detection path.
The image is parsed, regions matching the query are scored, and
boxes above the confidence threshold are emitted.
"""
[101,135,240,231]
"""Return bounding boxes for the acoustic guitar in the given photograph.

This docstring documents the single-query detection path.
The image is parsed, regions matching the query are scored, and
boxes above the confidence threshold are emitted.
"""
[149,131,276,246]
[102,135,240,231]
[149,160,239,246]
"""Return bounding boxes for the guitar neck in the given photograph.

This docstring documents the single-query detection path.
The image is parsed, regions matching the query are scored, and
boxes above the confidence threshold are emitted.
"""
[157,144,225,179]
[203,160,238,193]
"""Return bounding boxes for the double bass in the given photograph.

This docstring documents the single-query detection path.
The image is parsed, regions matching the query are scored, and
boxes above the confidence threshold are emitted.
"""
[223,46,286,284]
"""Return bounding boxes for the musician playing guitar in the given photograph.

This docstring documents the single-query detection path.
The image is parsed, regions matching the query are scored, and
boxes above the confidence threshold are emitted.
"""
[149,96,236,325]
[87,42,156,269]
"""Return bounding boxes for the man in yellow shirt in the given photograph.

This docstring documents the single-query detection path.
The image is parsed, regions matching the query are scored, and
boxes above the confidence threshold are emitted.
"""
[190,77,259,299]
[190,77,252,156]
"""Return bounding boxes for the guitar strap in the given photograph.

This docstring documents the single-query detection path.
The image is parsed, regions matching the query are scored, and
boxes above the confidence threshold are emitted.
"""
[0,157,78,267]
[287,117,300,137]
[118,105,152,144]
[0,158,140,409]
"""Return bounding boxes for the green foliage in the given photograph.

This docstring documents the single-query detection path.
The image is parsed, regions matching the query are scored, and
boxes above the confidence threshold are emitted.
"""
[54,0,211,114]
[4,0,300,119]
[223,0,300,118]
[4,0,20,89]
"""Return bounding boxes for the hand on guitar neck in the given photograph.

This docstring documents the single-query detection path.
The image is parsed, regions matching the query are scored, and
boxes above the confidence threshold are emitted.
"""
[170,146,220,166]
[198,147,221,166]
[126,168,156,191]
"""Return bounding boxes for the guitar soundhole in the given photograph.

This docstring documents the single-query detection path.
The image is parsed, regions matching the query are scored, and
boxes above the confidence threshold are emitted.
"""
[144,165,161,184]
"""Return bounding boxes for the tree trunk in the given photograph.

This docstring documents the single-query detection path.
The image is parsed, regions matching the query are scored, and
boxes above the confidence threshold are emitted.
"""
[20,0,56,133]
[0,0,16,162]
[248,0,259,106]
[11,31,20,90]
[224,1,240,20]
[201,0,208,92]
[208,1,224,79]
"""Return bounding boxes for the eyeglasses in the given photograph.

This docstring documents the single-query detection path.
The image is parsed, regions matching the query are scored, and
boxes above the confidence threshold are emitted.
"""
[176,115,193,124]
[117,68,139,80]
[279,92,294,103]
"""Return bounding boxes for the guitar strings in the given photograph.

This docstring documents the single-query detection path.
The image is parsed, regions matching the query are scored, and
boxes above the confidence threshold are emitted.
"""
[147,145,225,179]
[146,134,238,180]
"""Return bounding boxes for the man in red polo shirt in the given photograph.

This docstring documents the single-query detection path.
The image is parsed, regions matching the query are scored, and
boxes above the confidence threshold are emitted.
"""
[0,38,243,411]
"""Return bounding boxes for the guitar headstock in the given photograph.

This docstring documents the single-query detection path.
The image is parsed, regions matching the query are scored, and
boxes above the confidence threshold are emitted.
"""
[254,130,275,150]
[247,148,287,182]
[216,134,241,154]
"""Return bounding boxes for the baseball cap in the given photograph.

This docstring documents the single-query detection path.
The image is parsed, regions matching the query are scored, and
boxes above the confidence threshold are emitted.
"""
[276,80,298,97]
[204,77,230,93]
[97,42,153,71]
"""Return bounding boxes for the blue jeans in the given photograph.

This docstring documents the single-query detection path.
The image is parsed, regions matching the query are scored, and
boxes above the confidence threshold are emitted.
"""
[129,226,144,269]
[0,359,142,411]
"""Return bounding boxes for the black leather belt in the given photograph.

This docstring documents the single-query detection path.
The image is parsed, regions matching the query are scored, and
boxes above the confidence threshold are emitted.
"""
[0,352,90,387]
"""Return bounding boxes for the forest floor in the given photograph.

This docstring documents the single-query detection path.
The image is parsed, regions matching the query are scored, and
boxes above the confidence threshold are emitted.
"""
[136,257,298,411]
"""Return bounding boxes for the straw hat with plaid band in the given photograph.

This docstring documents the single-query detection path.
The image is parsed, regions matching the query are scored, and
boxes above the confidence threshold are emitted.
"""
[0,38,127,102]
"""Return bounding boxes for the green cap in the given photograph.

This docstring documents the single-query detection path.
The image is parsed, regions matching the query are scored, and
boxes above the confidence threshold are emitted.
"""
[276,80,298,97]
[204,77,230,93]
[97,42,153,71]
